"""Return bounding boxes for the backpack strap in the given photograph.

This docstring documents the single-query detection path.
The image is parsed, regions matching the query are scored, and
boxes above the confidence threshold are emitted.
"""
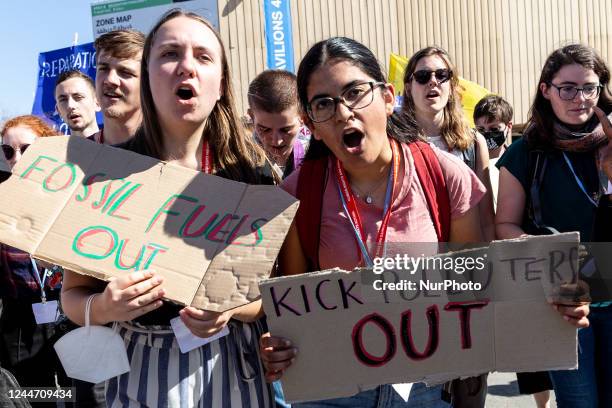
[527,149,559,235]
[295,157,328,272]
[461,142,477,171]
[295,142,452,272]
[409,141,451,242]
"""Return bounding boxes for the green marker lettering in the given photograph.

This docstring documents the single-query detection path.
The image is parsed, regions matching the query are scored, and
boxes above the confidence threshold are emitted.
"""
[76,173,107,202]
[146,194,197,233]
[102,181,131,213]
[206,214,239,242]
[72,225,118,260]
[142,243,169,270]
[226,215,250,245]
[20,155,58,180]
[114,239,145,270]
[42,162,77,192]
[107,183,143,221]
[92,179,122,210]
[179,205,221,238]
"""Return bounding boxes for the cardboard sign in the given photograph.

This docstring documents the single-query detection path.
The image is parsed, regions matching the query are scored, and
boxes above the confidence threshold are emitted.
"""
[0,136,298,311]
[260,233,580,403]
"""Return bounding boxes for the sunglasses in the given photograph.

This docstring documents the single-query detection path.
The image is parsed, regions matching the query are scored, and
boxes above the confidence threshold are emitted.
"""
[411,69,452,85]
[2,144,30,160]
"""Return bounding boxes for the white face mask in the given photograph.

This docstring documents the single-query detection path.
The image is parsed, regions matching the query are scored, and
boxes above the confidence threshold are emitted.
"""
[54,294,130,383]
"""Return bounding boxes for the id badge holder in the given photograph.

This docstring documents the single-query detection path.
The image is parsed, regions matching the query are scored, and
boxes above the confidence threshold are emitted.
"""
[170,316,230,354]
[30,260,59,324]
[32,299,59,324]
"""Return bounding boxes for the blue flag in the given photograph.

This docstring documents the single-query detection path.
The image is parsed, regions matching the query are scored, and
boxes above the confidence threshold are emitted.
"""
[31,42,103,134]
[263,0,294,72]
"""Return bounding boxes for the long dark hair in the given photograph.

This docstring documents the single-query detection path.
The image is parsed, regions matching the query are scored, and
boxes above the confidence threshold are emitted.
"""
[131,9,267,182]
[526,44,612,148]
[296,36,420,161]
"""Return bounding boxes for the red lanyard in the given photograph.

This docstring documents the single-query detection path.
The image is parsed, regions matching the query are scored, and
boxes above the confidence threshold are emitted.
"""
[202,139,213,174]
[334,138,400,265]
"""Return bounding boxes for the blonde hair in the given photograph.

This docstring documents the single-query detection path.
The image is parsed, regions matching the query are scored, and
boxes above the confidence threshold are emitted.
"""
[401,46,473,151]
[136,9,267,183]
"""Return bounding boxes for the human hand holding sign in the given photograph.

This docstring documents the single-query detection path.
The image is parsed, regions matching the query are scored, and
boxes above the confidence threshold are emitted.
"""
[93,270,165,324]
[259,332,298,382]
[594,106,612,182]
[550,301,590,328]
[179,307,234,338]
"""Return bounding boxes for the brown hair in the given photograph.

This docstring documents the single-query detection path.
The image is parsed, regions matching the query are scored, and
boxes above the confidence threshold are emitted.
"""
[94,29,145,62]
[55,69,95,93]
[1,115,57,138]
[473,94,513,124]
[136,9,267,182]
[526,43,612,148]
[401,46,473,151]
[248,70,298,113]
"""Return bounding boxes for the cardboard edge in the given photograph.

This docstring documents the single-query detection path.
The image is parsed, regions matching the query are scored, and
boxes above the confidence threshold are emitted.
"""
[31,137,106,259]
[188,180,251,308]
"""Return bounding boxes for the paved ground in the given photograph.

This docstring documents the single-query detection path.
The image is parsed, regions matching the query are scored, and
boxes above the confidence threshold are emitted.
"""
[486,372,556,408]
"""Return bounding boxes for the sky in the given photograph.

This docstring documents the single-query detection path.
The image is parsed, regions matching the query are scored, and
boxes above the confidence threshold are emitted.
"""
[0,1,94,118]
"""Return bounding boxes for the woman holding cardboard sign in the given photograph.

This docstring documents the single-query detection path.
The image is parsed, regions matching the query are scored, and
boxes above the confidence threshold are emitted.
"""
[62,9,275,408]
[496,44,611,408]
[259,37,487,407]
[259,37,590,408]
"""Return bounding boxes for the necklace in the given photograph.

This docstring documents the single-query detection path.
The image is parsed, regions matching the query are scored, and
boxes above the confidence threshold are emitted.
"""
[350,176,388,204]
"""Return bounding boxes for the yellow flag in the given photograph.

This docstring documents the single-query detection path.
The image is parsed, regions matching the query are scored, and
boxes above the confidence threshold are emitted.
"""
[388,53,490,127]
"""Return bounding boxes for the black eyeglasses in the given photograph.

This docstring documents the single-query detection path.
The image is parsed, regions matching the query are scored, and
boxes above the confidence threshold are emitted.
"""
[307,81,386,123]
[411,69,452,85]
[548,83,602,101]
[1,144,30,160]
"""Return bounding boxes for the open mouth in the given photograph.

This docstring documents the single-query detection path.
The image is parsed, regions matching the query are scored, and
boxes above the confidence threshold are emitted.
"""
[177,87,194,100]
[426,90,440,98]
[343,130,364,148]
[104,91,121,100]
[68,113,81,120]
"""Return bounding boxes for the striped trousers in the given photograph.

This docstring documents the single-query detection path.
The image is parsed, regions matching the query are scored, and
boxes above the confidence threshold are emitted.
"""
[105,321,274,408]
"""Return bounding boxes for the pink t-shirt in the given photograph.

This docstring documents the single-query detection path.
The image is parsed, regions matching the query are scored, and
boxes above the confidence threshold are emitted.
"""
[281,143,486,271]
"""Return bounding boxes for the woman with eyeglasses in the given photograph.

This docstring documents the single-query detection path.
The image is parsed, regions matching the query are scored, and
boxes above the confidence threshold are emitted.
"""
[401,47,496,244]
[0,115,73,404]
[496,44,612,407]
[258,36,492,407]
